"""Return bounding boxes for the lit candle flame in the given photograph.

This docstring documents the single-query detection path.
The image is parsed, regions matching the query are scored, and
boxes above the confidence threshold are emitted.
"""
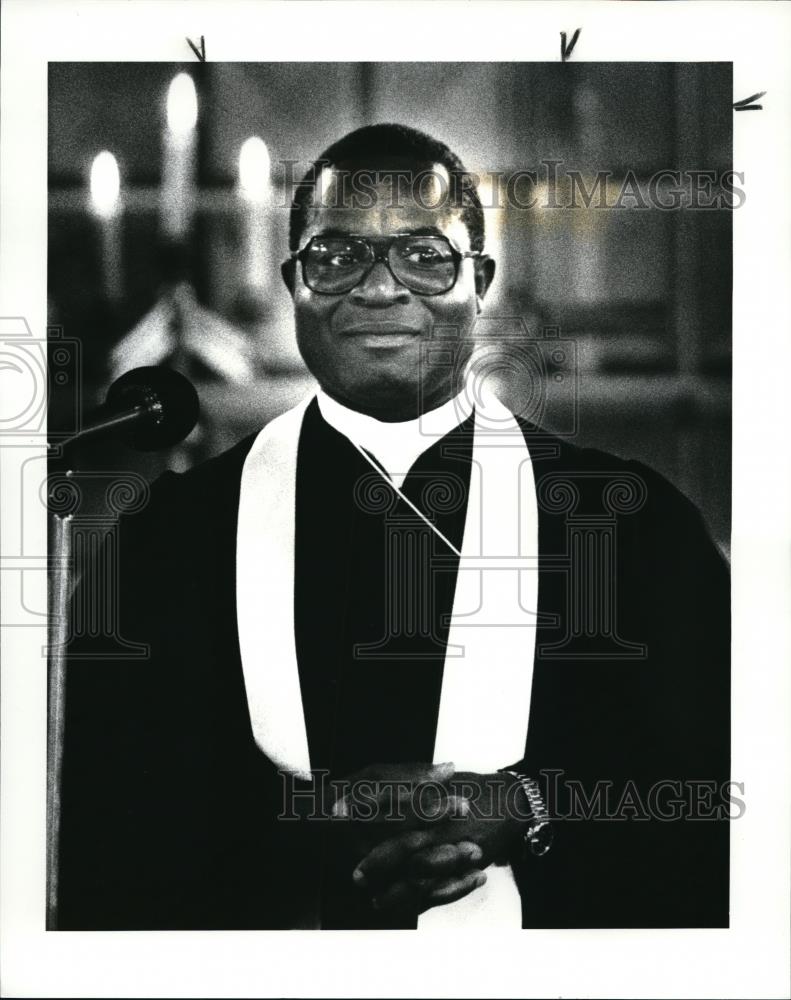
[162,73,198,240]
[238,137,271,204]
[90,151,120,219]
[166,73,198,139]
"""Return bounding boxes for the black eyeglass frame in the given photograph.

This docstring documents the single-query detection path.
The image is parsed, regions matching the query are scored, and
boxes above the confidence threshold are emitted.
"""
[288,232,484,296]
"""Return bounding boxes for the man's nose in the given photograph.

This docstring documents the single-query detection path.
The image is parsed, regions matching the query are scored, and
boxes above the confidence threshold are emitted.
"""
[348,261,411,306]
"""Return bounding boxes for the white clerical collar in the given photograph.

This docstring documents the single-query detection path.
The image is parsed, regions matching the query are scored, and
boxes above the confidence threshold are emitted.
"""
[316,389,473,489]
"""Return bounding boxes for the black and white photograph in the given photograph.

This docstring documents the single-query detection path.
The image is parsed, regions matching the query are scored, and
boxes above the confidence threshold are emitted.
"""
[1,2,790,998]
[48,59,734,933]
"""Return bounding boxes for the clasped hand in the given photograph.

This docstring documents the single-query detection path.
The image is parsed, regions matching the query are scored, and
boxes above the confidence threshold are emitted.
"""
[330,762,524,916]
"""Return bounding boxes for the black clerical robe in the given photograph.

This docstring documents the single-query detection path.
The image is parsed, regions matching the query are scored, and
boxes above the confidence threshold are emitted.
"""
[57,402,730,929]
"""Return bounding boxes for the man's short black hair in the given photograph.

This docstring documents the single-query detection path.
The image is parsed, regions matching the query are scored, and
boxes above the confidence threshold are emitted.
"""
[288,123,485,254]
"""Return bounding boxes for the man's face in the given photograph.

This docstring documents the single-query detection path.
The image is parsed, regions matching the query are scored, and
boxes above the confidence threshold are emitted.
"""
[285,162,493,421]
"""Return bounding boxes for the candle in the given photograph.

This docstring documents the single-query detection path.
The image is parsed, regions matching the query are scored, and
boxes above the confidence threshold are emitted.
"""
[162,72,198,240]
[89,150,122,301]
[237,136,272,288]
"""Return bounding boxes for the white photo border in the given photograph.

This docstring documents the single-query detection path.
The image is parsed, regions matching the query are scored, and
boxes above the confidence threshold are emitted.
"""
[1,1,790,998]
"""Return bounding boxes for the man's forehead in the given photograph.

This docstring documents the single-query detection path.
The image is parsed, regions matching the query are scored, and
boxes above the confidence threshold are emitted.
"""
[304,161,471,248]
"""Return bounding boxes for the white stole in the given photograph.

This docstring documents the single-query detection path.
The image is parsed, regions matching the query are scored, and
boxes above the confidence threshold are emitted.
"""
[236,390,538,928]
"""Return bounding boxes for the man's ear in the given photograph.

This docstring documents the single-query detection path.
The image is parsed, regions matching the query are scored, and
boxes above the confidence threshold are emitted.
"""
[474,256,496,308]
[281,259,296,298]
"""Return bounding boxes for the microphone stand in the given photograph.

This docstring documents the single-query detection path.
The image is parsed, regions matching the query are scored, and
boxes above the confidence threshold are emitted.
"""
[45,365,198,929]
[57,402,158,451]
[46,480,73,930]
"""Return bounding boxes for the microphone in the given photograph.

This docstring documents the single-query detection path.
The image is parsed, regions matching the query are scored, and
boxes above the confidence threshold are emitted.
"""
[57,366,200,452]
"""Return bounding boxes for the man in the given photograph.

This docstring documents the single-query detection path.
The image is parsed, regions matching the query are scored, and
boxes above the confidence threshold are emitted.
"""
[58,124,730,930]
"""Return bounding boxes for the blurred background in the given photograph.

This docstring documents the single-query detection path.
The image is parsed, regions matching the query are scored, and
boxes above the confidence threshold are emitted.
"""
[48,62,731,550]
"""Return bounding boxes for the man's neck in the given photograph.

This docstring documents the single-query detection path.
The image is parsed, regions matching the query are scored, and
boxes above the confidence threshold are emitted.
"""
[315,388,472,489]
[319,385,466,424]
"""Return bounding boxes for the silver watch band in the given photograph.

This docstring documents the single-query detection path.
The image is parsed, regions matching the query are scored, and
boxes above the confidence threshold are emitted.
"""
[501,769,554,857]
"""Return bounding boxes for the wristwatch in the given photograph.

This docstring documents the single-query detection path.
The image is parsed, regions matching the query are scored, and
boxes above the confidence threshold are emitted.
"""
[500,770,554,858]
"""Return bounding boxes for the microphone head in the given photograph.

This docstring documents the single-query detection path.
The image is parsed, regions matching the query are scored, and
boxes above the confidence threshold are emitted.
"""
[105,366,200,451]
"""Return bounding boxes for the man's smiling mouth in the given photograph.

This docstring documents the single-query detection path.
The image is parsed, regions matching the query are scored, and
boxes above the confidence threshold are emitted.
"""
[339,321,423,348]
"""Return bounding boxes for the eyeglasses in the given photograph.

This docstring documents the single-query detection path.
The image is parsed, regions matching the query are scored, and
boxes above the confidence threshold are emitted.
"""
[290,233,482,296]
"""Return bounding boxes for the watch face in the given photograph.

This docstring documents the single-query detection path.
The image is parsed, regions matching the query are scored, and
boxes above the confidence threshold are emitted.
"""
[528,822,554,857]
